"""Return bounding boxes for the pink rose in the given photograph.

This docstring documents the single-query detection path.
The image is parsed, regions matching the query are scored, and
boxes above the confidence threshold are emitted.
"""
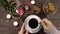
[16,8,24,15]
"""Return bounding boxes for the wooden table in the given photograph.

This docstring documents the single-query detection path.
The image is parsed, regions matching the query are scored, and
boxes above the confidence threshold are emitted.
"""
[0,0,60,34]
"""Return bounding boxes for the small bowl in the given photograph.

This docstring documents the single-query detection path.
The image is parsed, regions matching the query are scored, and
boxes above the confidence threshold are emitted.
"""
[43,1,57,15]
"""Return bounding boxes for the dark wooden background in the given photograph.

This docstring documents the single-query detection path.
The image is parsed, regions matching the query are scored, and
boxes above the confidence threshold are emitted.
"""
[0,0,60,34]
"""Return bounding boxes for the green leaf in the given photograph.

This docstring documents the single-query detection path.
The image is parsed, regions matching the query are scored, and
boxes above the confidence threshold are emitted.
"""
[0,0,16,14]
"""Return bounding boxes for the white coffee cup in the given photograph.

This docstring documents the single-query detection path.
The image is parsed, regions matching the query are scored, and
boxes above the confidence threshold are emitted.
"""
[24,15,41,33]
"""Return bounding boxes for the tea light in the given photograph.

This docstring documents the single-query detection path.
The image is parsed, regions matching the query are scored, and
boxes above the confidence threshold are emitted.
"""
[6,14,11,19]
[13,21,18,26]
[31,0,35,4]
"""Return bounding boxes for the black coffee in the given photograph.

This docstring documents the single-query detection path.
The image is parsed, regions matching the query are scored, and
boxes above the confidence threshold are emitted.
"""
[29,18,38,29]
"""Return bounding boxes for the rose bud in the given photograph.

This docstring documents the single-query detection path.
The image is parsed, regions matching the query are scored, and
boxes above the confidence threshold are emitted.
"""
[24,3,29,10]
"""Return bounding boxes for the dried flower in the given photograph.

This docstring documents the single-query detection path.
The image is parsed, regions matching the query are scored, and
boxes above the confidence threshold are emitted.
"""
[33,6,41,14]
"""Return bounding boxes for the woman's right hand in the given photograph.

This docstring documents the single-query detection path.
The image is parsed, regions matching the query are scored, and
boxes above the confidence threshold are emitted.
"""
[41,18,53,31]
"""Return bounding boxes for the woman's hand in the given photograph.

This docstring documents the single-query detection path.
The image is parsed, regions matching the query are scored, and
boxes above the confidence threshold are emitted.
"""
[18,23,28,34]
[41,18,53,31]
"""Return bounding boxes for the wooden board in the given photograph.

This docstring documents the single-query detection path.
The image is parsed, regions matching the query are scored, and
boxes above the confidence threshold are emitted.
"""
[0,0,60,34]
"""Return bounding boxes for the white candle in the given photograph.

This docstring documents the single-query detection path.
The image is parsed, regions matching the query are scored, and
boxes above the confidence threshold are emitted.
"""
[13,21,18,26]
[6,14,11,19]
[31,0,35,4]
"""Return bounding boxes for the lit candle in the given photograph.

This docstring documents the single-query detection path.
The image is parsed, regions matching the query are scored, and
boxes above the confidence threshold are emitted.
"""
[13,21,18,26]
[6,14,11,19]
[31,0,35,4]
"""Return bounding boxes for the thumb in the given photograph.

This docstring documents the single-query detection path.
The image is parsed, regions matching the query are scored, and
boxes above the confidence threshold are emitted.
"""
[20,23,25,32]
[25,31,29,34]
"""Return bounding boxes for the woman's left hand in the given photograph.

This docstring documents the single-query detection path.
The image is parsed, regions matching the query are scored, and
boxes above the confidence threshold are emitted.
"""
[18,23,28,34]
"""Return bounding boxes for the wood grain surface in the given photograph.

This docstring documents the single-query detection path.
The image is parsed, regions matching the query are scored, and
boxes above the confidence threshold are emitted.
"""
[0,0,60,34]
